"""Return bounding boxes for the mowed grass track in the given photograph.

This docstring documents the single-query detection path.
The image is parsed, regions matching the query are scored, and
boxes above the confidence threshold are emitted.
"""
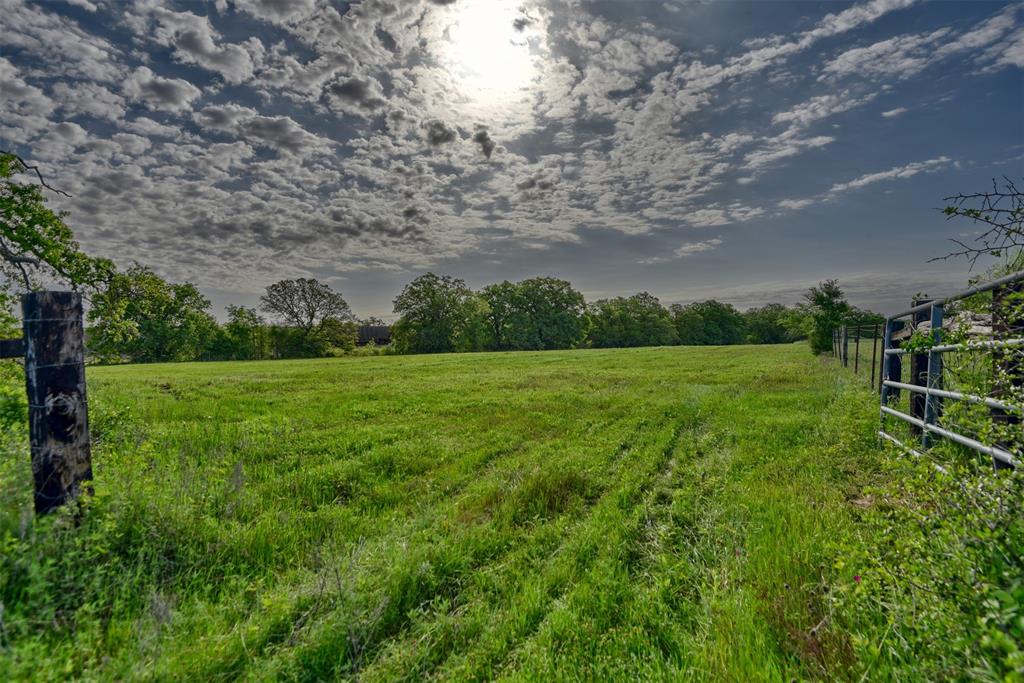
[2,345,881,681]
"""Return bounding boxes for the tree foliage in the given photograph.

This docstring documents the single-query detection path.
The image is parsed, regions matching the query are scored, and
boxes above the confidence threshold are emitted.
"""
[587,292,677,348]
[87,265,219,363]
[669,300,746,345]
[391,273,486,354]
[0,152,112,291]
[260,278,353,333]
[481,277,587,351]
[803,279,850,355]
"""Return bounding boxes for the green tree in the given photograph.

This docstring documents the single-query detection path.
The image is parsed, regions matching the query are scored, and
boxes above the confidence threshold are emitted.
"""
[742,303,794,344]
[802,280,850,355]
[587,292,677,348]
[317,317,359,354]
[223,305,268,360]
[481,277,587,351]
[670,300,745,345]
[391,273,484,354]
[87,265,219,363]
[0,152,113,291]
[260,278,353,335]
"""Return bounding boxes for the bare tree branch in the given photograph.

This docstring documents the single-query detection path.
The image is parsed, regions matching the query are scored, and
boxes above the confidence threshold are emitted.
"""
[929,177,1023,270]
[1,151,72,198]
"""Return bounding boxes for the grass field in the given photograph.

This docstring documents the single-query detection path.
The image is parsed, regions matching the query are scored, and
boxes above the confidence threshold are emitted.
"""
[0,344,887,680]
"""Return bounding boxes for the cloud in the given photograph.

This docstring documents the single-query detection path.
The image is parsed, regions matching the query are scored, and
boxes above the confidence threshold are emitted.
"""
[143,7,262,84]
[772,90,876,128]
[124,116,181,138]
[881,106,908,118]
[821,5,1019,83]
[639,237,723,263]
[0,56,55,138]
[424,119,457,146]
[778,198,814,210]
[472,129,496,158]
[234,0,317,24]
[0,0,125,82]
[51,81,125,121]
[124,66,202,112]
[195,104,328,156]
[237,116,327,155]
[827,156,952,194]
[325,76,387,115]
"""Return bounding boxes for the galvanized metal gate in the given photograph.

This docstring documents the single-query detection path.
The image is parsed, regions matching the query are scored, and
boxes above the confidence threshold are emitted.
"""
[877,270,1023,469]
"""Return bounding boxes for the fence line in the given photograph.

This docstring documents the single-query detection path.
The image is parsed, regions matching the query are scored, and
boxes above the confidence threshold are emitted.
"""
[831,322,883,390]
[867,271,1024,470]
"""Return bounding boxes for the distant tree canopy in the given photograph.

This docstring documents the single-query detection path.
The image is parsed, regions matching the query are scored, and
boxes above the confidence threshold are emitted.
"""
[260,278,353,334]
[587,292,678,348]
[669,300,746,345]
[87,265,219,364]
[803,279,850,355]
[391,273,487,354]
[481,277,587,351]
[0,152,112,291]
[742,303,799,345]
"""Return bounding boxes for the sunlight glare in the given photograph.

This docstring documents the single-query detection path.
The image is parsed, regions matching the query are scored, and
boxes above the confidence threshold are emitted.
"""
[442,1,537,108]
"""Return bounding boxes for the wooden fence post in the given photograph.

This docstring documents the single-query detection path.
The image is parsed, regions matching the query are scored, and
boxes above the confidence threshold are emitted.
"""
[22,291,92,514]
[991,282,1023,469]
[842,325,848,367]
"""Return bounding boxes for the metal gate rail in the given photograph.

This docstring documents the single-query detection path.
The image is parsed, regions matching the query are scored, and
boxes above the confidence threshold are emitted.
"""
[878,270,1024,468]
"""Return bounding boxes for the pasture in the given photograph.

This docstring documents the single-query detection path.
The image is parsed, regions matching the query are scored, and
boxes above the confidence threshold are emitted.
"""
[1,344,883,680]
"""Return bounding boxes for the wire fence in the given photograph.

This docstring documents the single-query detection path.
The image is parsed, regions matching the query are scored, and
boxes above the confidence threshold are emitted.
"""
[851,270,1024,471]
[831,323,884,390]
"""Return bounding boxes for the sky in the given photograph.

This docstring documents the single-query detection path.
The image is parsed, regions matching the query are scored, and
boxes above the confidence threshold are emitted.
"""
[1,0,1022,320]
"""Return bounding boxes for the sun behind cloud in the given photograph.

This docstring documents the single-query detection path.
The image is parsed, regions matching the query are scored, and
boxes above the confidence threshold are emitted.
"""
[438,0,540,111]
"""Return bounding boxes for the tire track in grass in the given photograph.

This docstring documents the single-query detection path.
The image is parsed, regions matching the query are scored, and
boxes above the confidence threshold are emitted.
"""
[399,402,707,682]
[487,410,717,681]
[139,406,638,681]
[176,409,660,681]
[291,402,705,682]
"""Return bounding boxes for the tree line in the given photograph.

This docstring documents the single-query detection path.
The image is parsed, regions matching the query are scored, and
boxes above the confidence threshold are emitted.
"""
[1,151,881,364]
[68,264,881,363]
[81,268,846,363]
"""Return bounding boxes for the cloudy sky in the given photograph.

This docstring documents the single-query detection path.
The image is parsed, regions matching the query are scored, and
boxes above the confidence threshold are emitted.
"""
[2,0,1022,318]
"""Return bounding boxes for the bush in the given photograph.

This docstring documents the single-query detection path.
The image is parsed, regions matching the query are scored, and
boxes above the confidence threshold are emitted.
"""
[831,457,1024,679]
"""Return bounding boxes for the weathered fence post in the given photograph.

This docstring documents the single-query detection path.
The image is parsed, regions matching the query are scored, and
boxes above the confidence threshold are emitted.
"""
[22,291,92,513]
[909,298,933,437]
[991,282,1023,469]
[842,325,848,367]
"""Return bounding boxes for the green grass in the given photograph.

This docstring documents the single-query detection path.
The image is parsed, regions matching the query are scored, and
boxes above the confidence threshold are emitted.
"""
[0,344,885,680]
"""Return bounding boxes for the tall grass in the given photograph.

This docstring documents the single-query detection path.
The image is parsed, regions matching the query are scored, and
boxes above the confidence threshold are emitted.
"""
[0,345,898,679]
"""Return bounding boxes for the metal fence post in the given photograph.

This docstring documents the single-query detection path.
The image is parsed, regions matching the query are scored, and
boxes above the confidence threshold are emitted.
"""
[870,323,879,389]
[991,282,1022,469]
[909,299,933,437]
[854,325,861,374]
[922,303,944,450]
[881,320,894,405]
[22,291,92,514]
